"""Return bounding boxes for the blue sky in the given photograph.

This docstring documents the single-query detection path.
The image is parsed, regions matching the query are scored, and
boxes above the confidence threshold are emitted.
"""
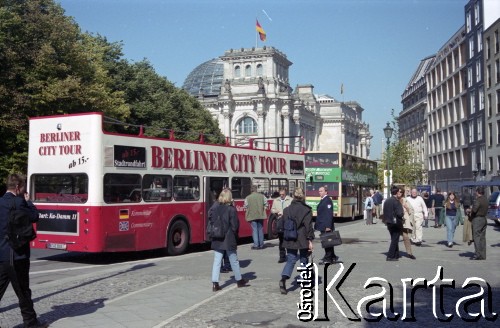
[58,0,466,159]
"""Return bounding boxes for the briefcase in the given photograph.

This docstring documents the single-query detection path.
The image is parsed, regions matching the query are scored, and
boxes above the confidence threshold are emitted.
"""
[320,230,342,248]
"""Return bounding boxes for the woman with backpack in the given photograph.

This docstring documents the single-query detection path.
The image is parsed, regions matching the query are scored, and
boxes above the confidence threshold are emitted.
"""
[210,188,249,292]
[279,187,314,295]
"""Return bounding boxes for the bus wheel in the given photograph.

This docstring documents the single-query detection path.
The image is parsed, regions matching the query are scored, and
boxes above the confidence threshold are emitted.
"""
[167,220,189,256]
[267,216,279,240]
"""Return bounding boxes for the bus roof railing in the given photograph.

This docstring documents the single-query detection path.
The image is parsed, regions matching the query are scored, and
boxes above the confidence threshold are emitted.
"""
[102,115,304,154]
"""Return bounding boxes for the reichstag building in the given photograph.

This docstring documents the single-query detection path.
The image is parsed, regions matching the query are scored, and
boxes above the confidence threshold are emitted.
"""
[182,46,372,158]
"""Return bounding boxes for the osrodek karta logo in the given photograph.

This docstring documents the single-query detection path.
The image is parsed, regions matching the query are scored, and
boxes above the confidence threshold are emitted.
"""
[296,262,497,323]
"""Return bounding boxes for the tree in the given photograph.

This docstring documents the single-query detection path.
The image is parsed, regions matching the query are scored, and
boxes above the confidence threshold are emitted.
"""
[0,0,224,185]
[0,0,129,180]
[377,119,427,189]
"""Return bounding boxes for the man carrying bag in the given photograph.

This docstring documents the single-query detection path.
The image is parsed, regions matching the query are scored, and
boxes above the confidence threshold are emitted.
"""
[314,186,340,264]
[383,186,404,261]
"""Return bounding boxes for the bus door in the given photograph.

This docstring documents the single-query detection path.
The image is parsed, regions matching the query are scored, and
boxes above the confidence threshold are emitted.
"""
[203,177,228,240]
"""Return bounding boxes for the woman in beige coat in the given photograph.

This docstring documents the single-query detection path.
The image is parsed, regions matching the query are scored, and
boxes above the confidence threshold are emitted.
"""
[463,210,473,246]
[399,188,416,259]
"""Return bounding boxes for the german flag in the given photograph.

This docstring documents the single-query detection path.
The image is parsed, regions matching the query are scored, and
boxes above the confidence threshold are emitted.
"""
[256,19,266,41]
[119,209,129,220]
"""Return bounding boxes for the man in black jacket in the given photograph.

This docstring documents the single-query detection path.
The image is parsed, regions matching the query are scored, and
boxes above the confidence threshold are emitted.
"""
[383,186,404,261]
[0,174,47,328]
[315,186,338,265]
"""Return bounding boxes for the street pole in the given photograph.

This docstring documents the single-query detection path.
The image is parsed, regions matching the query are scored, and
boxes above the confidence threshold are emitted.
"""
[386,139,390,199]
[383,122,394,199]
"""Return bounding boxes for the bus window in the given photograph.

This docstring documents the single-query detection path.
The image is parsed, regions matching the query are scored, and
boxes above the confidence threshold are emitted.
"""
[31,174,89,203]
[143,174,172,202]
[342,183,357,197]
[173,175,199,201]
[103,173,141,203]
[288,180,304,197]
[270,178,288,198]
[231,177,252,199]
[252,178,270,197]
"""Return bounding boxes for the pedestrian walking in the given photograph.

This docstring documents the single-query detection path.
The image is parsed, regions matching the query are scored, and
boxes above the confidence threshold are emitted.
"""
[422,192,432,228]
[0,174,48,328]
[208,191,231,273]
[399,189,416,259]
[460,189,474,211]
[364,190,374,225]
[278,188,314,295]
[244,185,267,249]
[406,188,428,246]
[211,189,249,291]
[270,188,292,263]
[444,191,459,248]
[431,188,445,228]
[466,187,488,260]
[315,186,339,265]
[372,190,383,221]
[383,186,404,261]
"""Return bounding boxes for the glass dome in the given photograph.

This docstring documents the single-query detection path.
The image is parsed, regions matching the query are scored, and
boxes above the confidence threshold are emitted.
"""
[182,58,224,97]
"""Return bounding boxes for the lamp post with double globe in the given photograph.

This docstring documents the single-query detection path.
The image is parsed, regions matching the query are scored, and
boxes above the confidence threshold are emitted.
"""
[383,122,394,199]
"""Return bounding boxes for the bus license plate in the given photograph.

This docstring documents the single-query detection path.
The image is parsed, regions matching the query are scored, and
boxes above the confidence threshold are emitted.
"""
[46,243,67,250]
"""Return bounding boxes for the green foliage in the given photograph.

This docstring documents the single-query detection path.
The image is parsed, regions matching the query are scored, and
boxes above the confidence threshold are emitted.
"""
[0,0,225,185]
[377,119,427,188]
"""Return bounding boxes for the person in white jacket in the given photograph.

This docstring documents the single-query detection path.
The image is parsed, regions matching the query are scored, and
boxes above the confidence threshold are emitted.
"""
[406,188,428,246]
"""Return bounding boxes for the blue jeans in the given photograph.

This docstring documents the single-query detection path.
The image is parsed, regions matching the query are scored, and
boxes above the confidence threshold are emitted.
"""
[445,215,457,244]
[281,248,310,279]
[212,250,242,283]
[251,220,264,247]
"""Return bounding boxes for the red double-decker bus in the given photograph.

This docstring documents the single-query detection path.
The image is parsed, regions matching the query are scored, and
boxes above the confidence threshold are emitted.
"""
[27,112,305,255]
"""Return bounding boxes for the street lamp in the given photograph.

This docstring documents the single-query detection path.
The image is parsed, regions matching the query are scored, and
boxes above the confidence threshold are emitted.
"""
[383,122,394,199]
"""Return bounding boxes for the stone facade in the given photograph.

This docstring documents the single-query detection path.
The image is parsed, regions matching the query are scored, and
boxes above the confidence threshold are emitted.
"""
[183,46,371,158]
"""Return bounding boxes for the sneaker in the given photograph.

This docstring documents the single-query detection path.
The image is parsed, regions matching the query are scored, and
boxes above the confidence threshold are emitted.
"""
[251,246,259,250]
[278,258,286,263]
[447,242,453,248]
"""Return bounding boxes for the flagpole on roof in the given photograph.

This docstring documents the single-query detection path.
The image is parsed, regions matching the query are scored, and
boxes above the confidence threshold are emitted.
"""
[256,17,258,48]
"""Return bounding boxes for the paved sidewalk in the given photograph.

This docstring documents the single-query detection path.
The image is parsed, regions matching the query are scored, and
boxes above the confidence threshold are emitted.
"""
[48,219,500,327]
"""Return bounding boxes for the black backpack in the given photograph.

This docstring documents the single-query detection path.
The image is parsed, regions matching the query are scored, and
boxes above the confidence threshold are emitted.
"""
[207,206,229,240]
[6,200,37,250]
[283,215,298,241]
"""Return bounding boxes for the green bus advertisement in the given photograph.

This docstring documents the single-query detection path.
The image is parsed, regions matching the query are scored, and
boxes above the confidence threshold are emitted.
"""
[305,152,377,218]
